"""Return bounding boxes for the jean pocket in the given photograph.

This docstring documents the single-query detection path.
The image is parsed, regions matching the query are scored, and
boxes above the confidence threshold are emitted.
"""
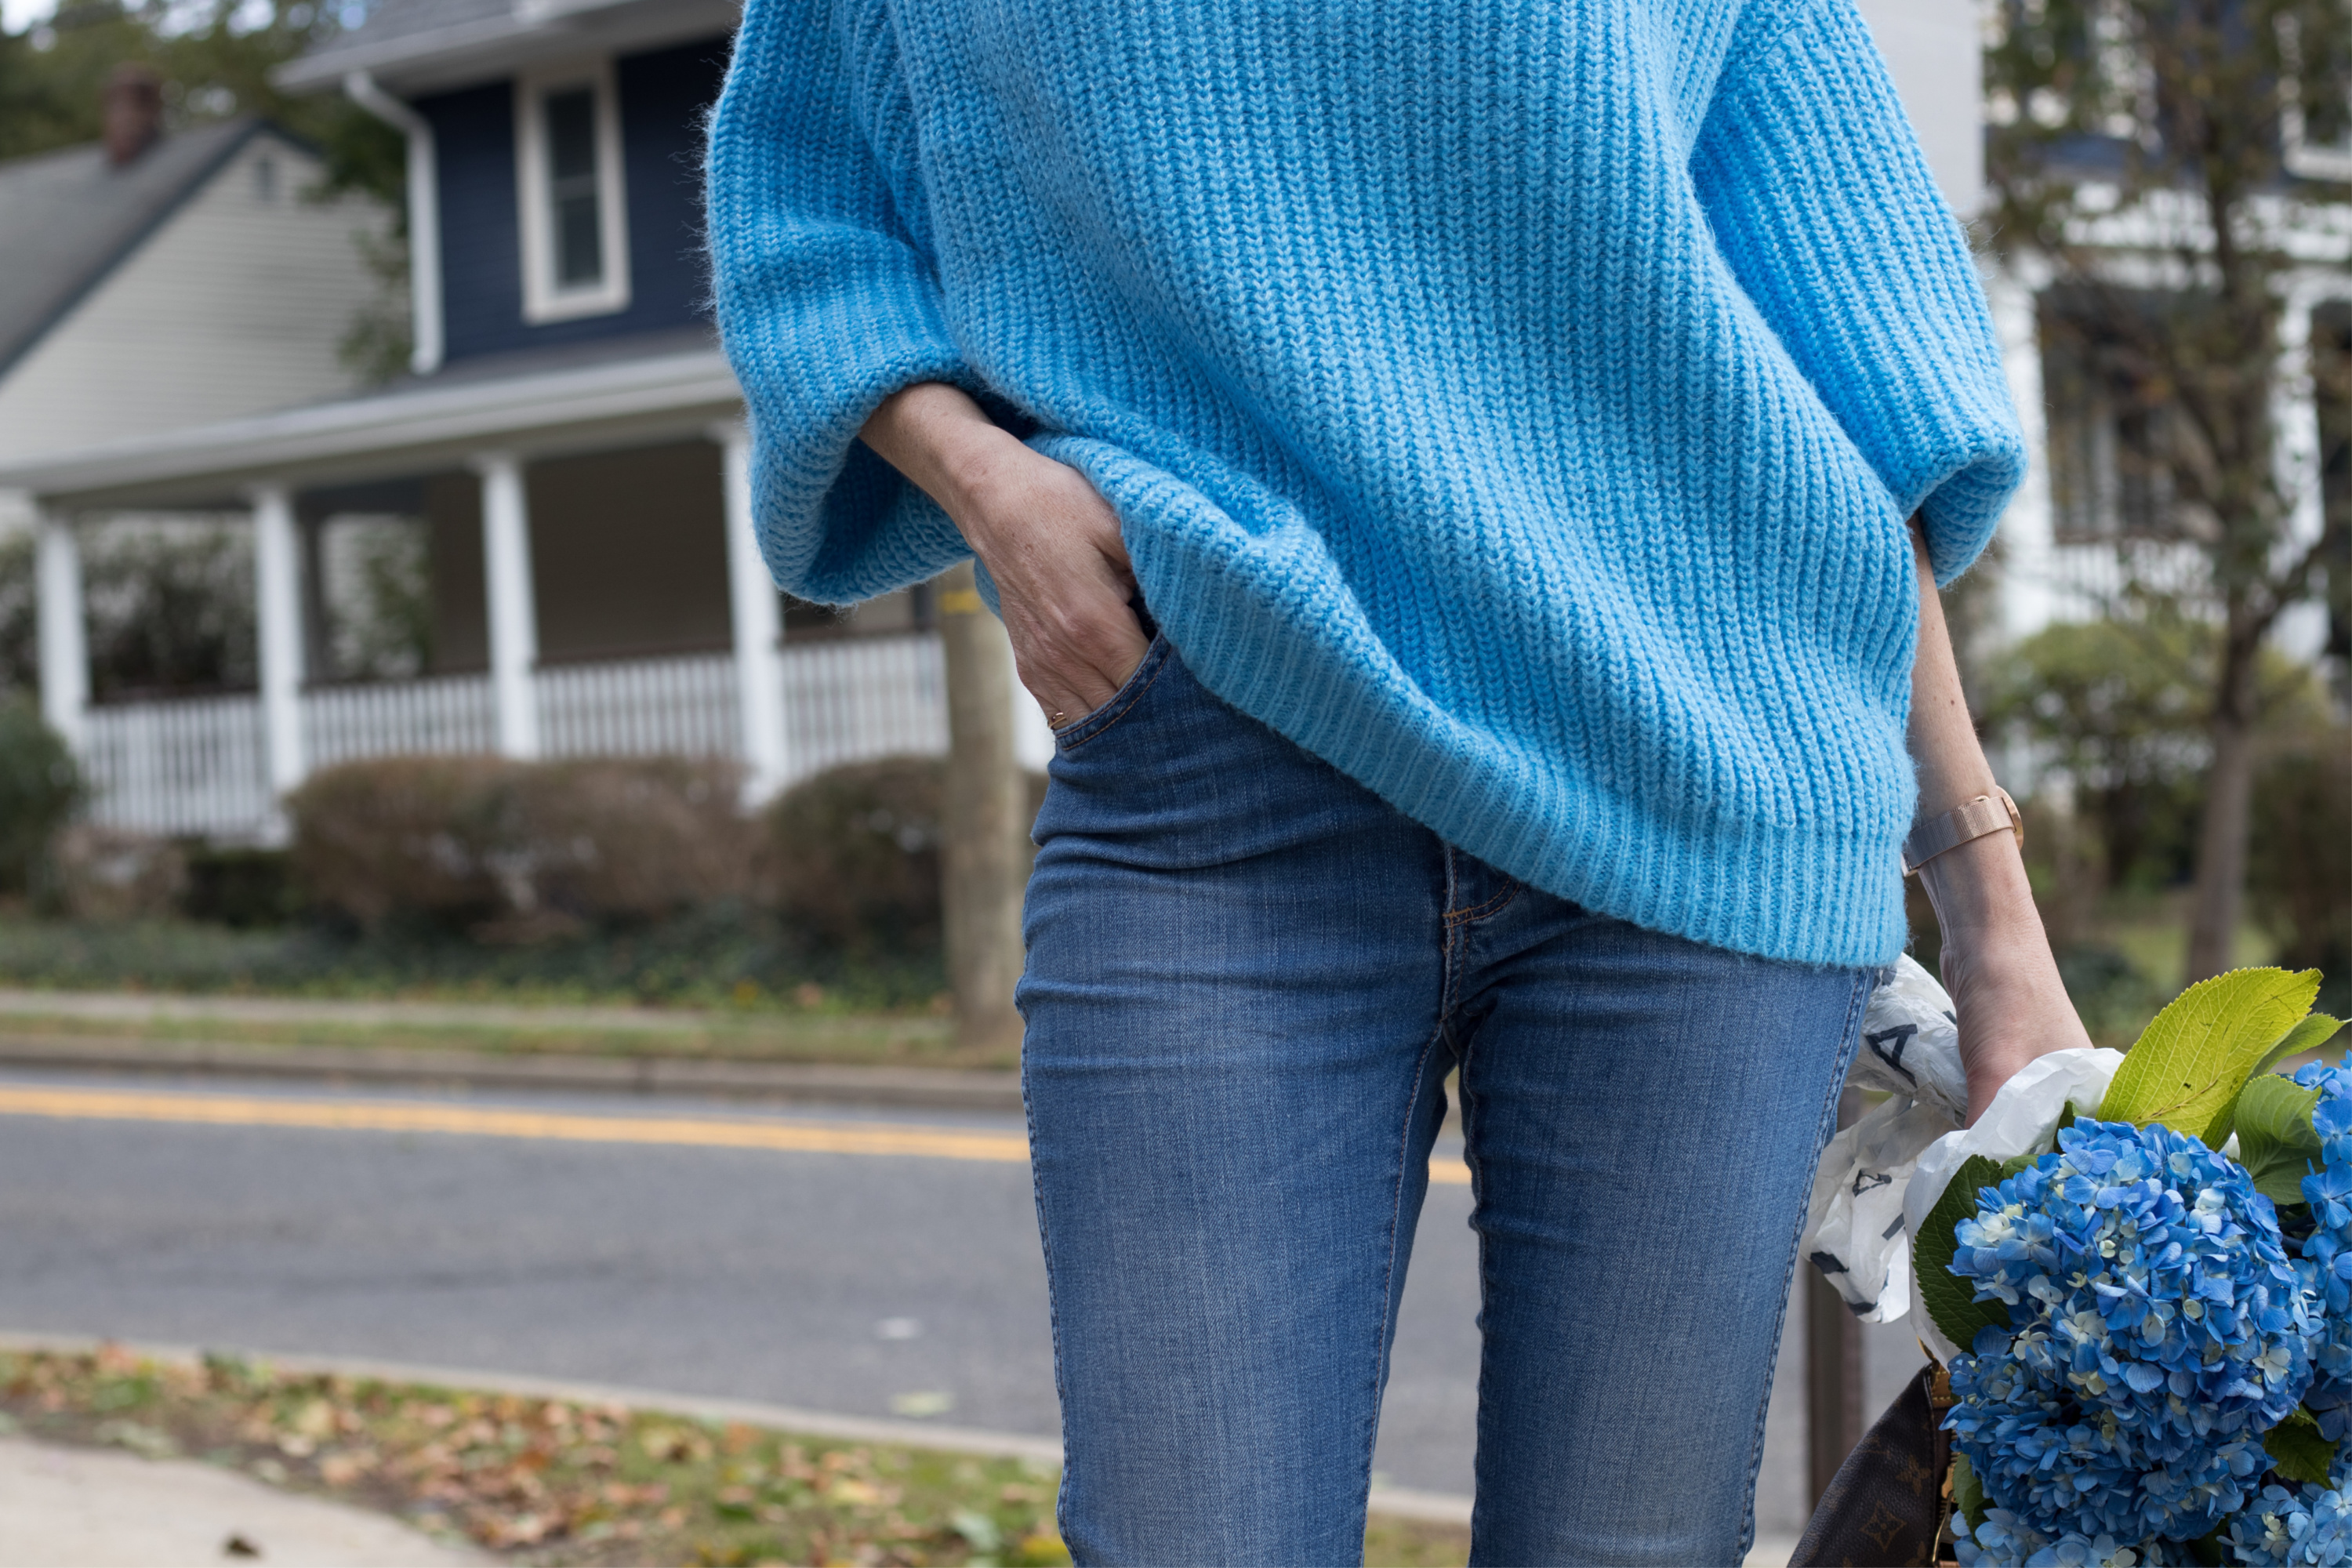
[1053,632,1171,750]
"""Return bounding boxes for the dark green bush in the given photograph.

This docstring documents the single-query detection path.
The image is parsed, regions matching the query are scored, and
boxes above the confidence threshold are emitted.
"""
[180,845,296,927]
[0,699,82,894]
[287,754,757,938]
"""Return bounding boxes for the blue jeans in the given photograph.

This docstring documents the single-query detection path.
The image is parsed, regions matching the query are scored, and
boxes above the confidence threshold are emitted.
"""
[1018,636,1877,1567]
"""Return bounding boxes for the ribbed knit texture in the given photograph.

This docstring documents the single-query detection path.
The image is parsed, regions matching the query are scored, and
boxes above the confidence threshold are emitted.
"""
[705,0,2027,968]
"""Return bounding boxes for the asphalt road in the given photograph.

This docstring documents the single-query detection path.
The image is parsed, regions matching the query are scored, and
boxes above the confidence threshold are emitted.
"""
[0,1070,1926,1540]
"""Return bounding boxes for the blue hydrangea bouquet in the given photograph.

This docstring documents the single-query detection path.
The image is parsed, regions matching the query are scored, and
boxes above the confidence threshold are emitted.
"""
[1894,967,2352,1566]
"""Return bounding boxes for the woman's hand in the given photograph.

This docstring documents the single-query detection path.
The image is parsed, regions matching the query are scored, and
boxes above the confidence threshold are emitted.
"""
[1901,517,2094,1125]
[859,383,1149,726]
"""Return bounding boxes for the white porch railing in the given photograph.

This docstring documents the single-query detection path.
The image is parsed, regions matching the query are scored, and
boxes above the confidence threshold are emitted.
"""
[539,652,740,760]
[780,632,947,780]
[81,691,270,840]
[307,671,499,771]
[81,632,966,840]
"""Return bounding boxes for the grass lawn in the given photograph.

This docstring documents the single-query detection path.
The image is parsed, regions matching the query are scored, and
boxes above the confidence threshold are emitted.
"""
[0,909,946,1014]
[0,1348,1469,1566]
[0,912,1029,1069]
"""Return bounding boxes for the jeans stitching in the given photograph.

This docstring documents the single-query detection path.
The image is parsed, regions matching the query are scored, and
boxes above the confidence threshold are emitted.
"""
[1455,947,1494,1554]
[1443,880,1520,928]
[1055,636,1170,751]
[1018,1060,1080,1553]
[1362,1016,1450,1539]
[1735,964,1875,1560]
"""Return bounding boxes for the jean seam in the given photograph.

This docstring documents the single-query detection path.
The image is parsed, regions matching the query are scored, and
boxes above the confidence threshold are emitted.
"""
[1055,635,1170,750]
[1735,964,1875,1559]
[1455,946,1494,1555]
[1019,1064,1079,1553]
[1361,1016,1451,1537]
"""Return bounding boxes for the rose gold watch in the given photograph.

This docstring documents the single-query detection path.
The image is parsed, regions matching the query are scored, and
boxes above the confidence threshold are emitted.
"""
[1901,786,2024,877]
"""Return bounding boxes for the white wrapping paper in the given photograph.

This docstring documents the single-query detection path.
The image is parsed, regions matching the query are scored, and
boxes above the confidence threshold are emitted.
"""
[1800,955,1969,1323]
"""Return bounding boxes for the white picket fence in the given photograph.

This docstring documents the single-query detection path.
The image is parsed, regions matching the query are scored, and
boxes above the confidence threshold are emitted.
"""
[80,633,964,840]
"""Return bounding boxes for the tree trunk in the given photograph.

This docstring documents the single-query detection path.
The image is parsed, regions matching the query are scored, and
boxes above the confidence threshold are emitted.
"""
[2185,637,2261,982]
[938,561,1028,1055]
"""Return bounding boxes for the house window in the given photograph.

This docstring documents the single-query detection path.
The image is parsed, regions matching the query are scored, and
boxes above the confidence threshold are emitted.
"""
[2281,4,2352,183]
[2038,287,2201,543]
[516,60,630,322]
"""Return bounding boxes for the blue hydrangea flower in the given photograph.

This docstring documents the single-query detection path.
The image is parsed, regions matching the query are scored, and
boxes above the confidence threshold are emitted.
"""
[1948,1509,2167,1566]
[1944,1118,2314,1544]
[2292,1060,2352,1446]
[2223,1482,2352,1565]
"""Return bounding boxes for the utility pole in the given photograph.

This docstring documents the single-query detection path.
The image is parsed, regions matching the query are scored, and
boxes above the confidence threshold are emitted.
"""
[937,561,1028,1055]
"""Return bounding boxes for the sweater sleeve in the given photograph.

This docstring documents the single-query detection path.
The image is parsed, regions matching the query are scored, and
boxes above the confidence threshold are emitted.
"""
[706,0,976,603]
[1690,0,2025,586]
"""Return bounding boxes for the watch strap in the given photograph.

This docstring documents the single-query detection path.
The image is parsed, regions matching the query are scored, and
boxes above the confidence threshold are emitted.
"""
[1902,787,2023,877]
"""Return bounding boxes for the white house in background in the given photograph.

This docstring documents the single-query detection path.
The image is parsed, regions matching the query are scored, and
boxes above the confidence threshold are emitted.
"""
[0,68,388,513]
[2,0,1050,847]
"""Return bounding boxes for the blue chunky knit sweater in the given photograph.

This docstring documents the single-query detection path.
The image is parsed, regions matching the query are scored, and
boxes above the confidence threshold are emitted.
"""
[706,0,2026,968]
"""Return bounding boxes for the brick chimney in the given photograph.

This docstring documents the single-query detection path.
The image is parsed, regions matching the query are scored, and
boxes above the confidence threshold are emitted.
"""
[103,64,163,167]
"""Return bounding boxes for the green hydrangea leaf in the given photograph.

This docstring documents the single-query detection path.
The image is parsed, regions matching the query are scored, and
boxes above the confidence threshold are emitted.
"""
[1951,1450,1986,1534]
[1918,1153,2013,1353]
[2098,968,2324,1145]
[2237,1073,2327,1209]
[2256,1012,2346,1081]
[2267,1406,2336,1487]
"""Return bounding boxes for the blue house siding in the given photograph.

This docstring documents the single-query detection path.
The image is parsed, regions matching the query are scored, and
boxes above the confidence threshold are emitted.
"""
[420,35,729,365]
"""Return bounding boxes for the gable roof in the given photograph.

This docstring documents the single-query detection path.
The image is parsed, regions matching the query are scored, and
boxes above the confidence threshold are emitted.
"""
[279,0,737,95]
[0,117,270,379]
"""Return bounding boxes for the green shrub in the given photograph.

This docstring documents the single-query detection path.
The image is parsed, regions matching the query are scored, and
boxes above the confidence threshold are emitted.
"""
[2252,725,2351,1016]
[0,699,82,894]
[764,757,1044,956]
[288,754,757,938]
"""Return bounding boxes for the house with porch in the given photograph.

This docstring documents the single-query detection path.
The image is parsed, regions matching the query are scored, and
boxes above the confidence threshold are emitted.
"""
[5,0,1051,843]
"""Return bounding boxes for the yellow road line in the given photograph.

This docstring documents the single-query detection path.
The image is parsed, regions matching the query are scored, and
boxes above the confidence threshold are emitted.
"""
[0,1083,1471,1183]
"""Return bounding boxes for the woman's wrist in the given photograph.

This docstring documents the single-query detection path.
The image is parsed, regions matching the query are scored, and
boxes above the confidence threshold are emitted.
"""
[858,382,1022,528]
[1916,828,2041,949]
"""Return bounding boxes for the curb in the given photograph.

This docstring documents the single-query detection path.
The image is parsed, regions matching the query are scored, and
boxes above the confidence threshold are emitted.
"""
[0,1033,1025,1114]
[0,1331,1474,1526]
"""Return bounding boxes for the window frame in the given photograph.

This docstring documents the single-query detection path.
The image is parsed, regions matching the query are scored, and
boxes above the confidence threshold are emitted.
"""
[514,56,632,324]
[2280,3,2352,183]
[2038,285,2196,546]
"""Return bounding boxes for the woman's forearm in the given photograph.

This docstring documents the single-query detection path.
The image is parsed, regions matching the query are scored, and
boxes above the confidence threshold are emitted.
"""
[1904,521,2040,945]
[1903,518,2093,1117]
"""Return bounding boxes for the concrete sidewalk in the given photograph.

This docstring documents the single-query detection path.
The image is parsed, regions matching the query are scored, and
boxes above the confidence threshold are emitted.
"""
[0,1435,485,1567]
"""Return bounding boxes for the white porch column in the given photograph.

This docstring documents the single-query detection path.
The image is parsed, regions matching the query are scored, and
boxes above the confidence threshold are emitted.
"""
[474,452,541,759]
[34,514,88,753]
[714,423,789,801]
[251,482,307,797]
